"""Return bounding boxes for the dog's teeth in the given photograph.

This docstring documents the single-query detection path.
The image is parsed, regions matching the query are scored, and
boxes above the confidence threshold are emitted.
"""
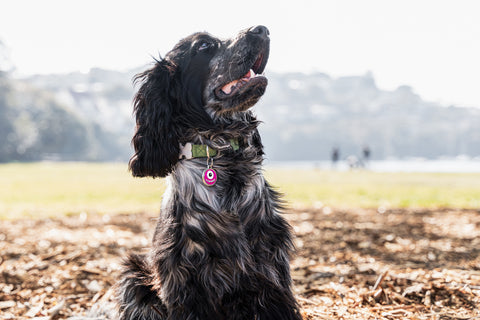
[242,69,255,80]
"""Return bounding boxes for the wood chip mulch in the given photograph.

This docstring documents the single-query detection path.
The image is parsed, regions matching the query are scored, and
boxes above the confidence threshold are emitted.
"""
[1,208,479,319]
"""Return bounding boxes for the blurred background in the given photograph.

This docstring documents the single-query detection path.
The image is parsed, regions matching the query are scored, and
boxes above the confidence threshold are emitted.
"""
[1,0,480,170]
[2,4,480,318]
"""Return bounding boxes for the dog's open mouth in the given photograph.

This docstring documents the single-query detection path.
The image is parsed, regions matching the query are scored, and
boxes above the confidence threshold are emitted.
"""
[220,68,260,95]
[214,52,268,99]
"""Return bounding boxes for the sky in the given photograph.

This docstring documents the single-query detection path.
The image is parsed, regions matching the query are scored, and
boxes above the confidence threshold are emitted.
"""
[1,0,480,108]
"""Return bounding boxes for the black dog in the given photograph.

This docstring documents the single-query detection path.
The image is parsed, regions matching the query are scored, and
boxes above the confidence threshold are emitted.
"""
[117,25,302,320]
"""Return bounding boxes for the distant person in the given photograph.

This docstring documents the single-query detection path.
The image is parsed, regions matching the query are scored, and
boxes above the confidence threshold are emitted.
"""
[362,145,371,160]
[362,145,371,168]
[331,147,340,168]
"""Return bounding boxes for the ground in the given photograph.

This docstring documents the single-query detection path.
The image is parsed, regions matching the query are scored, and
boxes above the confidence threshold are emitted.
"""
[1,208,479,319]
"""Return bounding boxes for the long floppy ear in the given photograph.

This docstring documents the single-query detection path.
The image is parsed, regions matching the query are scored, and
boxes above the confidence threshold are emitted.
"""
[129,60,180,178]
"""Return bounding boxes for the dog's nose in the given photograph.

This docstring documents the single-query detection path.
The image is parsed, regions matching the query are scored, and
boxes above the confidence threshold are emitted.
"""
[248,25,270,38]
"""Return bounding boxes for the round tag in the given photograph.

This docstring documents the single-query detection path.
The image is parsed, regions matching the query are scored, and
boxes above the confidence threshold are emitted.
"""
[202,168,217,186]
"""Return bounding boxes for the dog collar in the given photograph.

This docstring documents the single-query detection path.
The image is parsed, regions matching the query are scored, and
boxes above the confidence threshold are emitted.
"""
[179,139,239,160]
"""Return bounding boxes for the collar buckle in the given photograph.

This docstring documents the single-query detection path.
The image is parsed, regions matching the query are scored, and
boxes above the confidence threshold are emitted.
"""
[179,139,239,160]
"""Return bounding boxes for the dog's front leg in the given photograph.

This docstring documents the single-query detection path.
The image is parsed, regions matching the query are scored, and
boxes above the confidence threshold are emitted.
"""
[151,213,255,320]
[251,217,302,320]
[244,182,303,320]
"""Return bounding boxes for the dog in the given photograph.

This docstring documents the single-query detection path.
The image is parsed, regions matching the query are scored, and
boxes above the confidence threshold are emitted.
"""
[117,25,302,320]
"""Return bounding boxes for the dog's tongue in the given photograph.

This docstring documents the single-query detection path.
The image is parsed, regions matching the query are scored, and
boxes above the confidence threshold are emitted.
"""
[221,80,239,95]
[221,69,256,94]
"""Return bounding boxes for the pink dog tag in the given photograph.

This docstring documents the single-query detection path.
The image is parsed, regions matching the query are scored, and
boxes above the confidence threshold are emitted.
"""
[202,168,217,186]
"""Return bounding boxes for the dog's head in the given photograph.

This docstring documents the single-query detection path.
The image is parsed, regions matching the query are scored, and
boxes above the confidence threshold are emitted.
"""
[130,26,270,177]
[203,25,270,114]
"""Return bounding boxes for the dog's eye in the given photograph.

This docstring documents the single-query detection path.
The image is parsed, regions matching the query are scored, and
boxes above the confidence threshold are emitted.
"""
[198,42,211,51]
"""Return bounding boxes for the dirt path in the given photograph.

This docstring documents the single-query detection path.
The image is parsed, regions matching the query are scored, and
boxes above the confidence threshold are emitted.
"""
[1,208,479,319]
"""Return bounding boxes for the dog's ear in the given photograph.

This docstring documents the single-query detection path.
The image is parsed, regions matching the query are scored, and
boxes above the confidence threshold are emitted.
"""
[129,60,180,178]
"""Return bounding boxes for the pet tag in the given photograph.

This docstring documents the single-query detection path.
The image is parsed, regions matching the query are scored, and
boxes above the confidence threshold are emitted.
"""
[202,168,217,186]
[202,146,217,186]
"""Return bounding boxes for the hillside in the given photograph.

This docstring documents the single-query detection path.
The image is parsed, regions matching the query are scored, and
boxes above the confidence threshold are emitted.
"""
[0,73,100,162]
[2,68,479,162]
[257,72,480,160]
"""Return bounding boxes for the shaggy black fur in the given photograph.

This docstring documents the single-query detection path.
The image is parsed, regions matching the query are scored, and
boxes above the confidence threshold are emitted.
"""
[118,25,302,320]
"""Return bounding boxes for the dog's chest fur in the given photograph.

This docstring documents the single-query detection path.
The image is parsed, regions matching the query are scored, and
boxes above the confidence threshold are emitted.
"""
[166,158,267,221]
[153,138,282,303]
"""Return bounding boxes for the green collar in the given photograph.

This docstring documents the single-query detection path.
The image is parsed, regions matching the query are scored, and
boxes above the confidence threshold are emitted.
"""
[179,139,239,159]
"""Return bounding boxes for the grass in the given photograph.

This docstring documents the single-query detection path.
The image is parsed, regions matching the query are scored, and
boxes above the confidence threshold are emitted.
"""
[1,162,479,219]
[0,162,165,219]
[266,169,480,209]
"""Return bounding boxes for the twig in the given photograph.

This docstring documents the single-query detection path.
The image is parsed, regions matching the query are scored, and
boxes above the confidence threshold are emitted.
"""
[296,295,321,306]
[48,299,66,319]
[372,270,389,291]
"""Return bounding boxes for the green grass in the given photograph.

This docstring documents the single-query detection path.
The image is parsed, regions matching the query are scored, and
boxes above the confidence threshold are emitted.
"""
[1,163,479,219]
[266,169,480,209]
[0,162,166,219]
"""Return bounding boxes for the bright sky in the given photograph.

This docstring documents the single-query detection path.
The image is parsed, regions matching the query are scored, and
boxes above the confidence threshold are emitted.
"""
[1,0,480,108]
